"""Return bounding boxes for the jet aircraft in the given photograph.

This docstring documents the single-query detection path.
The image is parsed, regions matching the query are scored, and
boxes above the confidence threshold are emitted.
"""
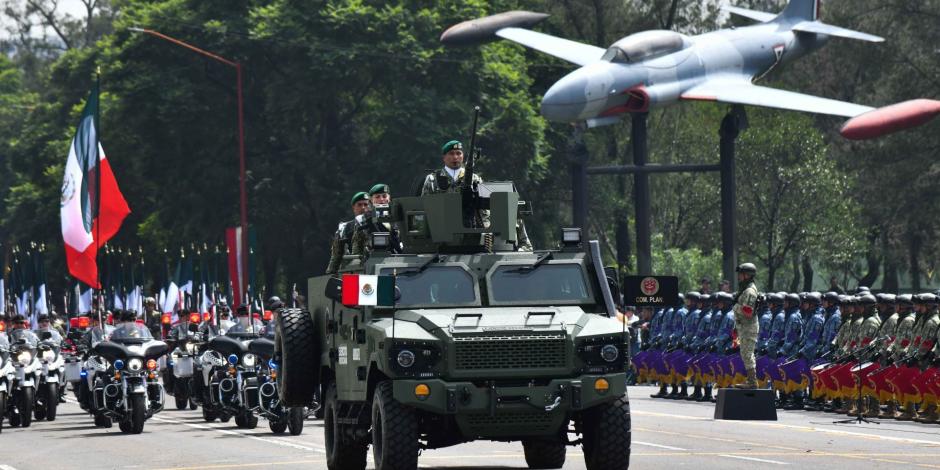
[441,0,940,139]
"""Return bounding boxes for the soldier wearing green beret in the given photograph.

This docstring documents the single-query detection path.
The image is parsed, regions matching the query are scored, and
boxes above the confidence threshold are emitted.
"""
[421,140,483,195]
[326,191,370,274]
[351,184,402,256]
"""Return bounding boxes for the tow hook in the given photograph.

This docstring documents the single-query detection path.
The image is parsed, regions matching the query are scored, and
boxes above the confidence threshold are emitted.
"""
[544,395,563,412]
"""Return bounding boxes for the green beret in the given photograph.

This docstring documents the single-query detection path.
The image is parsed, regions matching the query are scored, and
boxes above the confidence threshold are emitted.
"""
[350,191,368,206]
[441,140,463,154]
[369,183,390,196]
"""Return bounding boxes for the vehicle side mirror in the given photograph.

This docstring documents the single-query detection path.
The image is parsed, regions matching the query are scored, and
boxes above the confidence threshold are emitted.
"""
[325,277,343,304]
[40,331,53,340]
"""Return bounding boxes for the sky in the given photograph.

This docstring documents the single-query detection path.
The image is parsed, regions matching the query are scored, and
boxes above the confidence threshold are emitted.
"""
[0,0,89,40]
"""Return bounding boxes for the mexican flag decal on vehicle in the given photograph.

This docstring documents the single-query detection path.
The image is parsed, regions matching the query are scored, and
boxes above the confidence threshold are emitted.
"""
[341,275,394,307]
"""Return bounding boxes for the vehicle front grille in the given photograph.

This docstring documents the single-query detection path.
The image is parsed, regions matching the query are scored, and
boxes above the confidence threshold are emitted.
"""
[454,332,566,370]
[463,411,556,434]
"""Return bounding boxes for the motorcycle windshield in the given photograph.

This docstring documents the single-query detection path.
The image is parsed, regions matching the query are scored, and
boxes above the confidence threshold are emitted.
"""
[225,321,265,338]
[10,329,39,348]
[109,323,155,342]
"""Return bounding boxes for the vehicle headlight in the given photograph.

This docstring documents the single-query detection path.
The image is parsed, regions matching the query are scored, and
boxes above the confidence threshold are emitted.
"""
[600,345,619,363]
[127,359,143,372]
[41,349,57,362]
[396,350,415,368]
[16,351,32,366]
[242,353,257,367]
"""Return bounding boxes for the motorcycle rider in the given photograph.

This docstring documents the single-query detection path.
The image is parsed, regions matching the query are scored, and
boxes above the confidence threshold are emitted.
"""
[9,315,39,343]
[226,305,265,336]
[143,297,162,336]
[36,315,64,344]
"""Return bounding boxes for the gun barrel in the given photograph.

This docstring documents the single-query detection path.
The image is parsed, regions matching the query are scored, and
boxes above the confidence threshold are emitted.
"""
[462,106,481,192]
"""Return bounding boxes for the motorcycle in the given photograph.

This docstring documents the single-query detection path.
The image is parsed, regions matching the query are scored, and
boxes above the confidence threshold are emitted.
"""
[198,331,260,427]
[34,331,65,421]
[249,335,305,435]
[6,329,41,428]
[165,317,203,411]
[89,323,168,434]
[0,334,16,432]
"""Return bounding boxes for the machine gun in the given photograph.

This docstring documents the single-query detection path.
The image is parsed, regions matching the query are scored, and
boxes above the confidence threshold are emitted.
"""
[461,106,482,228]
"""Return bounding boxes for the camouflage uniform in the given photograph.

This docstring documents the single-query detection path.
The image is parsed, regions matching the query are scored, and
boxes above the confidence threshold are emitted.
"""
[421,168,483,196]
[326,218,358,274]
[731,265,760,389]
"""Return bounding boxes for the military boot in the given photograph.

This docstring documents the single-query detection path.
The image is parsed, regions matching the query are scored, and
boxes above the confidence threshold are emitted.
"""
[846,398,858,416]
[650,383,668,399]
[914,404,938,423]
[864,398,880,418]
[733,369,759,390]
[895,402,917,421]
[666,383,680,399]
[674,382,689,399]
[878,400,897,419]
[688,384,703,401]
[775,392,789,409]
[829,398,844,413]
[785,393,805,410]
[698,385,713,402]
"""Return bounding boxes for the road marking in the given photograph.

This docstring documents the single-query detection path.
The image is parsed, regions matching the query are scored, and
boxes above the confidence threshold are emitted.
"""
[150,416,325,453]
[0,465,19,470]
[719,454,789,465]
[633,441,688,451]
[633,409,940,446]
[151,460,324,470]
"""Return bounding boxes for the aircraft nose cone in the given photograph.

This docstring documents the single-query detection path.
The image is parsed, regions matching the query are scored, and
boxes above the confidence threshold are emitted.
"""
[541,76,589,122]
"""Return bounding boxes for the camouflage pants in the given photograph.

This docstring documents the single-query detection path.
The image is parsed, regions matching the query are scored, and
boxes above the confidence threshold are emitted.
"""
[738,319,760,371]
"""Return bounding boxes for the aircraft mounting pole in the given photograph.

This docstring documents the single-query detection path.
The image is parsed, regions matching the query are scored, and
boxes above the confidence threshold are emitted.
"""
[633,113,652,276]
[719,106,746,290]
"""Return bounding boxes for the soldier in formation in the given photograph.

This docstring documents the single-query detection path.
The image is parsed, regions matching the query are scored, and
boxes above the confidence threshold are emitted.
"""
[636,281,940,424]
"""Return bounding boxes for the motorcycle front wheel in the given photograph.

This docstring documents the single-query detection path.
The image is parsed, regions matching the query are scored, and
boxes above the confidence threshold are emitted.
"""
[0,391,6,432]
[288,407,304,436]
[17,387,34,428]
[174,379,189,410]
[45,383,59,421]
[127,394,146,434]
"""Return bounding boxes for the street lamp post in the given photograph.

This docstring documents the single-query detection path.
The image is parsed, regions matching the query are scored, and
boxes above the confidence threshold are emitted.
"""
[130,27,250,303]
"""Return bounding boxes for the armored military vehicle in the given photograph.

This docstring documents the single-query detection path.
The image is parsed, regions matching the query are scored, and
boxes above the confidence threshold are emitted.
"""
[275,146,631,470]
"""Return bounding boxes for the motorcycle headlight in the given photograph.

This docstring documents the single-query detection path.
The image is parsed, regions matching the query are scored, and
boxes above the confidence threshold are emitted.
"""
[600,345,620,363]
[42,349,57,362]
[242,353,257,367]
[396,350,415,368]
[16,351,32,366]
[127,359,143,372]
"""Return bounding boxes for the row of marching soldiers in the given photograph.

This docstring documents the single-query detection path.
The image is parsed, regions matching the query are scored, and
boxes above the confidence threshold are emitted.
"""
[633,289,940,423]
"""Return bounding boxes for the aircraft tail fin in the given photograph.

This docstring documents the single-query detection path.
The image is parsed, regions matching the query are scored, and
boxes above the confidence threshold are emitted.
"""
[779,0,821,21]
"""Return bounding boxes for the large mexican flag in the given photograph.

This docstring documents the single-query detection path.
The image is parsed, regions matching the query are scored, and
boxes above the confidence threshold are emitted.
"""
[60,85,130,288]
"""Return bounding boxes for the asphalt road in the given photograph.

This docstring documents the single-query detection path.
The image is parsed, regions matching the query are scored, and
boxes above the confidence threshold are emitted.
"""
[3,385,940,470]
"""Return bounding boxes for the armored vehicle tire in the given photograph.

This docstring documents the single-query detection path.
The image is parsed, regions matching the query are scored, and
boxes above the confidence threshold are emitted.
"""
[288,407,304,435]
[324,382,367,470]
[372,381,419,470]
[275,308,320,407]
[581,394,631,470]
[522,439,567,469]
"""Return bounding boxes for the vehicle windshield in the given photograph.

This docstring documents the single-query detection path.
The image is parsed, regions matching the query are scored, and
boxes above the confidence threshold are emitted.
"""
[9,328,39,347]
[379,265,477,307]
[109,323,155,342]
[489,263,592,305]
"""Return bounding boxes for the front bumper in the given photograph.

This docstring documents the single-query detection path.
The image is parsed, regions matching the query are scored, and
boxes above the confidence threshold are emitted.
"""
[392,373,626,438]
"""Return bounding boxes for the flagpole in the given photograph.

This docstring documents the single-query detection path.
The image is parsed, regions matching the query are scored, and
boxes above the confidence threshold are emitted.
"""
[94,69,103,311]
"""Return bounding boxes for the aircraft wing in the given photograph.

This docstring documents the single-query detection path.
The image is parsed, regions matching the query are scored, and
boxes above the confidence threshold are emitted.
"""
[792,21,885,43]
[495,27,607,66]
[681,79,874,118]
[722,6,777,23]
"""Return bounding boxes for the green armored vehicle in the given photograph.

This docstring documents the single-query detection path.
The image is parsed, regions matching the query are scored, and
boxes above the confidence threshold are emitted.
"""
[275,175,632,470]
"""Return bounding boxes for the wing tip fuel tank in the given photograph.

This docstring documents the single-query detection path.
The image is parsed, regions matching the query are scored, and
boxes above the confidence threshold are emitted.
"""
[440,11,549,46]
[840,99,940,140]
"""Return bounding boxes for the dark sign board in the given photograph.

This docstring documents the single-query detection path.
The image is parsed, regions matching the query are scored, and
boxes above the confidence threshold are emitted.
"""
[623,276,679,307]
